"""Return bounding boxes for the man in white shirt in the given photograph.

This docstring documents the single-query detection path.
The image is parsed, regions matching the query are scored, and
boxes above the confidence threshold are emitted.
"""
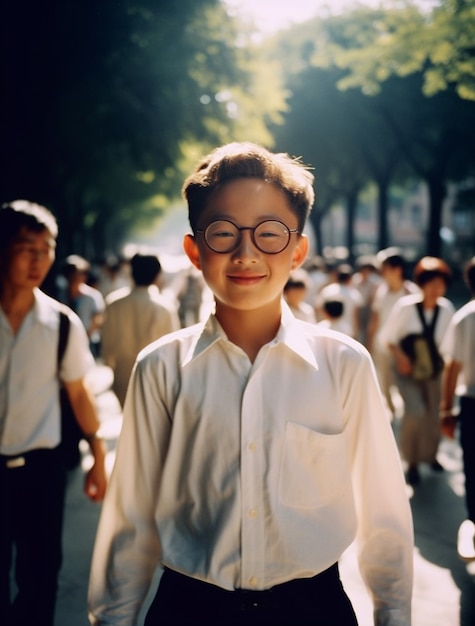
[317,265,363,338]
[368,248,420,414]
[101,253,180,406]
[440,257,475,561]
[0,200,107,626]
[88,143,413,626]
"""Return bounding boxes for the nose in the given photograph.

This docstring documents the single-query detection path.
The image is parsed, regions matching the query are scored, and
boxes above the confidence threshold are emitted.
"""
[231,229,259,263]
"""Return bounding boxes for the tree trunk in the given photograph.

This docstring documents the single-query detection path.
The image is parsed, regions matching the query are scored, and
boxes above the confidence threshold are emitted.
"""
[377,179,389,251]
[426,177,446,257]
[346,190,358,262]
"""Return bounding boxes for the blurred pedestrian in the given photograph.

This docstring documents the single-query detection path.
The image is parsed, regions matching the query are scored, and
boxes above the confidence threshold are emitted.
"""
[352,255,380,346]
[97,254,131,299]
[101,252,180,407]
[317,264,363,338]
[368,248,420,415]
[61,254,105,358]
[283,268,317,322]
[317,297,352,335]
[379,256,454,486]
[0,200,107,626]
[176,264,207,327]
[440,257,475,560]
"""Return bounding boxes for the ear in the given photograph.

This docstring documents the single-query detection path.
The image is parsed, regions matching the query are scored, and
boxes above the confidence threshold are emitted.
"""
[290,234,309,270]
[183,234,202,271]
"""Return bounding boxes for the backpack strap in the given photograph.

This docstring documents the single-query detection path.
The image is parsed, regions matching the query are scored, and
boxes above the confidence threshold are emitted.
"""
[57,309,71,372]
[415,301,439,338]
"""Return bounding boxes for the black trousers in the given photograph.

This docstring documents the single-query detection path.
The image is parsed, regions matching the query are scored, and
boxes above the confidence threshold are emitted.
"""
[460,396,475,523]
[0,447,67,626]
[145,563,358,626]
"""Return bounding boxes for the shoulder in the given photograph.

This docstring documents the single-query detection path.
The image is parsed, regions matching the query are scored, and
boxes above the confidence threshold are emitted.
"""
[79,283,105,305]
[105,286,131,306]
[36,290,80,326]
[298,319,371,365]
[398,293,422,308]
[403,280,420,294]
[453,299,475,324]
[437,296,455,314]
[36,292,90,346]
[136,323,201,364]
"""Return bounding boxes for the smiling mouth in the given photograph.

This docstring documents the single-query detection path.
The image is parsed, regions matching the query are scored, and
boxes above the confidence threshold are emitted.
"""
[227,274,264,285]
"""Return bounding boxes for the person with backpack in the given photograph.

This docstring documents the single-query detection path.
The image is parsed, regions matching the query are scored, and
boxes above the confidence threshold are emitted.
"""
[0,200,107,626]
[378,256,454,486]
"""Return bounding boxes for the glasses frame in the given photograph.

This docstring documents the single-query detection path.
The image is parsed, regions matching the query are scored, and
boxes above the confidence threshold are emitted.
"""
[195,219,300,255]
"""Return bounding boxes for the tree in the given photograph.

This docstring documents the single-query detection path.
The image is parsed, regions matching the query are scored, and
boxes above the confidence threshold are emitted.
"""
[292,6,475,256]
[321,0,475,101]
[1,0,286,257]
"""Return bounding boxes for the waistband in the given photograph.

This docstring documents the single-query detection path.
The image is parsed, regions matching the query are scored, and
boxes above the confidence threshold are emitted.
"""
[0,446,62,470]
[162,562,340,601]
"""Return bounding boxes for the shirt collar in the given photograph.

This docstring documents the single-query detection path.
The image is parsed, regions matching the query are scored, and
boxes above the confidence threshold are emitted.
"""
[276,301,319,369]
[182,300,319,371]
[33,288,60,327]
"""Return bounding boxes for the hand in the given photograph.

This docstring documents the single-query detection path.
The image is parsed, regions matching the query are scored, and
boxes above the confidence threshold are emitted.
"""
[84,460,108,502]
[394,349,412,376]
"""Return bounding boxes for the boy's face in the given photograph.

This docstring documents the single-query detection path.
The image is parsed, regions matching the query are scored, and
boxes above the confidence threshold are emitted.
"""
[184,178,308,314]
[2,227,56,291]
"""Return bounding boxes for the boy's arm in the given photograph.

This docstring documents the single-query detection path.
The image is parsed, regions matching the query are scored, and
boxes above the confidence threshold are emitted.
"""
[88,358,167,626]
[343,347,413,626]
[63,378,107,502]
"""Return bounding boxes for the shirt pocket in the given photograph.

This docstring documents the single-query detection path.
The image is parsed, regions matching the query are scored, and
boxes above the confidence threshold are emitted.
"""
[278,421,351,509]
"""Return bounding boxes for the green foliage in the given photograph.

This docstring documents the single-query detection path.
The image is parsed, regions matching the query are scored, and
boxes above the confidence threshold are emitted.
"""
[314,0,475,101]
[268,5,475,256]
[1,0,286,256]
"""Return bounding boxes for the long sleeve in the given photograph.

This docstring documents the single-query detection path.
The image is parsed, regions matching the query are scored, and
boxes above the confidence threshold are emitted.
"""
[88,357,170,625]
[343,349,413,625]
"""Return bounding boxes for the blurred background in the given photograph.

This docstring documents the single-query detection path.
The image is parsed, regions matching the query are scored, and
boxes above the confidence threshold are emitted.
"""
[1,0,474,273]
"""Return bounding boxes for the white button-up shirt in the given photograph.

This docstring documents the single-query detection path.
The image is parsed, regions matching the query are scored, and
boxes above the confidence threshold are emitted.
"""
[0,288,95,455]
[89,303,413,626]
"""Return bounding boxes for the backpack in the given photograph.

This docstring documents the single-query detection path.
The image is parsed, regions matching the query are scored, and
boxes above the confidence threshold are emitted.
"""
[57,310,85,469]
[399,303,444,382]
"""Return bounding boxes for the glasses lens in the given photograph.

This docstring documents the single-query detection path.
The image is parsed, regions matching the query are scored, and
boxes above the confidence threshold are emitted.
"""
[254,221,290,253]
[205,221,239,253]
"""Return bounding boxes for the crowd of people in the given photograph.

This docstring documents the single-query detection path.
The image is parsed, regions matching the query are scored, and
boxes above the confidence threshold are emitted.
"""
[0,141,474,626]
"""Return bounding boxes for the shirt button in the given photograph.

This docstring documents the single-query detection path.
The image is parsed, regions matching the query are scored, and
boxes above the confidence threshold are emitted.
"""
[248,577,259,587]
[248,508,258,519]
[248,442,256,452]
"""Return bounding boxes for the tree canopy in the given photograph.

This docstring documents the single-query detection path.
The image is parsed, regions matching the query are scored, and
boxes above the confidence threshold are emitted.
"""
[316,0,475,101]
[1,0,285,256]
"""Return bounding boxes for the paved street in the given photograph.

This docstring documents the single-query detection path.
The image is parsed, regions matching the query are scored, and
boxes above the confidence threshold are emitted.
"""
[54,385,475,626]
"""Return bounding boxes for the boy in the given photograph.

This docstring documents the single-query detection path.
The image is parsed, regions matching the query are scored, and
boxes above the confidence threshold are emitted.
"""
[440,257,475,560]
[0,200,107,626]
[88,143,413,625]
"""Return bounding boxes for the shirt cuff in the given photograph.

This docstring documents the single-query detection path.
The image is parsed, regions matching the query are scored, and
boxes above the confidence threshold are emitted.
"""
[375,607,411,626]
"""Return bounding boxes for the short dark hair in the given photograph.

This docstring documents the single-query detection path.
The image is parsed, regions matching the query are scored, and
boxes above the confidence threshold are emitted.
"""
[0,199,58,252]
[62,254,90,279]
[130,253,161,286]
[323,299,344,318]
[284,269,310,291]
[182,142,314,233]
[463,257,475,294]
[336,264,353,283]
[413,256,451,287]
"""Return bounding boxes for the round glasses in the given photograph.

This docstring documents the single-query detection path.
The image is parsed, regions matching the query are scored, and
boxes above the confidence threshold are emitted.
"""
[196,219,299,254]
